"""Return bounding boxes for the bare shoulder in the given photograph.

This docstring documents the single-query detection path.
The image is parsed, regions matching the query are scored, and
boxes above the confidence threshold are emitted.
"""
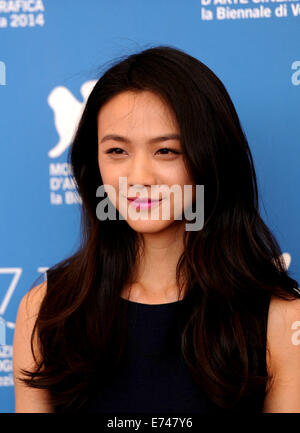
[15,279,47,345]
[15,280,48,349]
[21,281,47,315]
[13,279,53,412]
[266,293,300,375]
[264,293,300,412]
[22,279,48,317]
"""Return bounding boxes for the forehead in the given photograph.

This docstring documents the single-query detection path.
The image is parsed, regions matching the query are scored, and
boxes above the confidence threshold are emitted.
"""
[97,90,178,134]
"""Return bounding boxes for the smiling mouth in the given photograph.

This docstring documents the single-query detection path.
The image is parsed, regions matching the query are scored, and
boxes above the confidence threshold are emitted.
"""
[126,197,163,209]
[127,198,162,203]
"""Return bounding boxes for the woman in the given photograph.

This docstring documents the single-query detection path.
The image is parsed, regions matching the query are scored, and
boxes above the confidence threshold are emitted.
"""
[13,45,300,413]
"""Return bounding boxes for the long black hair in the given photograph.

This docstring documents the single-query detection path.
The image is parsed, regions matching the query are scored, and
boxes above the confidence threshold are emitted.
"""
[19,45,299,412]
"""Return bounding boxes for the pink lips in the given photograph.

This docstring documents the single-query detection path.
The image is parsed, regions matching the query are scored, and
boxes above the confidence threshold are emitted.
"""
[127,197,162,209]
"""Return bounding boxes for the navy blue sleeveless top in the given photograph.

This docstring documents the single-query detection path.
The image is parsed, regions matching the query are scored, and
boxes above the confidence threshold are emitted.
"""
[46,269,268,413]
[84,296,268,413]
[85,297,221,413]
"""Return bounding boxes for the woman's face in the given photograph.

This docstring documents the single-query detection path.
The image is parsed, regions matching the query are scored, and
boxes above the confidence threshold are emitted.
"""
[97,90,196,234]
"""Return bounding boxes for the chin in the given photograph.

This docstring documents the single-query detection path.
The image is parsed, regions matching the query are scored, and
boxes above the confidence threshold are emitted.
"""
[125,219,175,234]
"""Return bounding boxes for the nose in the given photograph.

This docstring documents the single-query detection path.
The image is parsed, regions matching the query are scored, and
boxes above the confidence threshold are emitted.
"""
[127,151,157,190]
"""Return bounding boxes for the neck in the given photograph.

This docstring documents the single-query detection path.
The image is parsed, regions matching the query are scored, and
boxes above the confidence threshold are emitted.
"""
[123,221,187,303]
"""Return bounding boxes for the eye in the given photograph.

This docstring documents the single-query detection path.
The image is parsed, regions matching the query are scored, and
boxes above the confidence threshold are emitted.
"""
[105,147,181,156]
[105,147,127,155]
[156,148,181,155]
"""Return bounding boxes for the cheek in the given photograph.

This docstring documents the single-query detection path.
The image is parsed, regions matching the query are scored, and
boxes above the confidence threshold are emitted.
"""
[166,169,194,195]
[153,163,194,218]
[98,160,116,185]
[172,173,195,218]
[98,161,120,207]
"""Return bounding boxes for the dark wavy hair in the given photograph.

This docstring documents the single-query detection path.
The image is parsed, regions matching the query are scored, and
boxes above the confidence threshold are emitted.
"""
[19,45,300,412]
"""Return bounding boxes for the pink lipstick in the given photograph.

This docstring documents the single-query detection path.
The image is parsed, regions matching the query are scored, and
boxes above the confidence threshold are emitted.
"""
[127,197,162,210]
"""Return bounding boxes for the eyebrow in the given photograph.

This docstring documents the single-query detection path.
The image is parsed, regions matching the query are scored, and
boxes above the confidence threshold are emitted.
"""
[99,133,181,144]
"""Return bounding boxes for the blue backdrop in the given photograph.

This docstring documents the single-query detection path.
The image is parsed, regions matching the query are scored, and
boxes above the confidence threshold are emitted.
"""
[0,0,299,413]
